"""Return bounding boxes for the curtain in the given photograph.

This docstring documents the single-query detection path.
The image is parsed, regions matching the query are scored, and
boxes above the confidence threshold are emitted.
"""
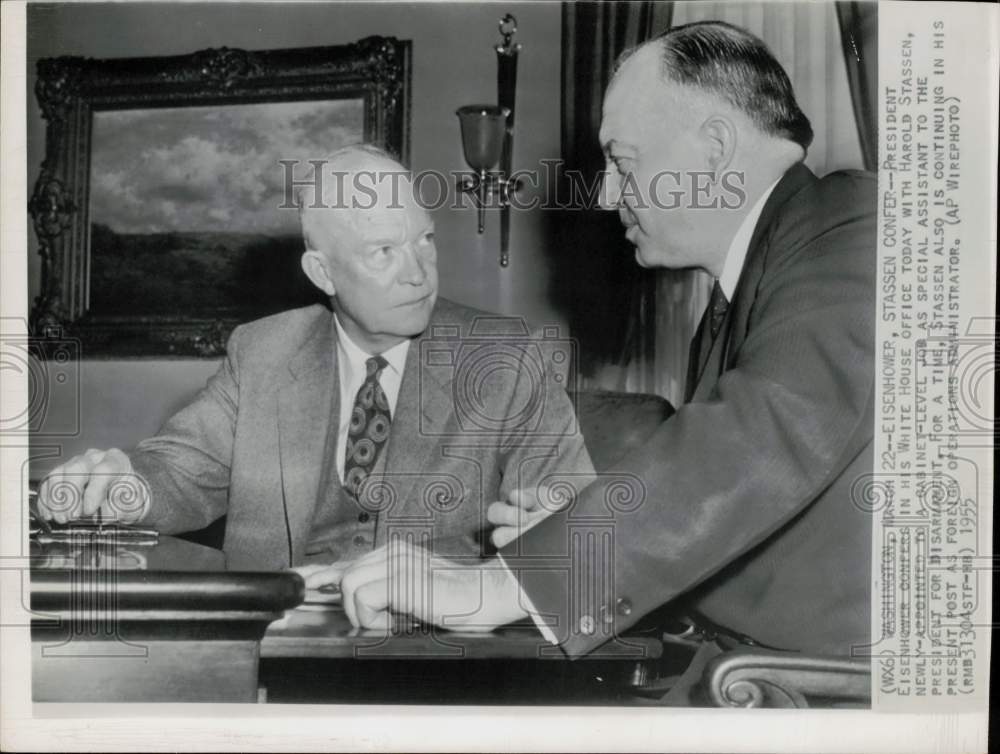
[557,1,673,396]
[836,1,879,171]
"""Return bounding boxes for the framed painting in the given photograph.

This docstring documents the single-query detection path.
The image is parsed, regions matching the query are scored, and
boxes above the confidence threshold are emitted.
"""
[29,38,411,356]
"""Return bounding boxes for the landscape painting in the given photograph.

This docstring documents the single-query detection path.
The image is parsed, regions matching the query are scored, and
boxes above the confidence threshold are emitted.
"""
[87,100,364,319]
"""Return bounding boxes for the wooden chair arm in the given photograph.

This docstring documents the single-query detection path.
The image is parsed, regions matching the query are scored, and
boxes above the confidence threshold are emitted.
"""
[702,648,870,708]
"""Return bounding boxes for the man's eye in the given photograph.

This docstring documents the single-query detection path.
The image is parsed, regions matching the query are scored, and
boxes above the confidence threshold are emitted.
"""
[420,232,435,245]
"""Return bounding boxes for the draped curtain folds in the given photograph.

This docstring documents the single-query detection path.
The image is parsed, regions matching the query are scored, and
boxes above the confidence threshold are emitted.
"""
[558,1,673,396]
[559,1,875,406]
[836,1,878,171]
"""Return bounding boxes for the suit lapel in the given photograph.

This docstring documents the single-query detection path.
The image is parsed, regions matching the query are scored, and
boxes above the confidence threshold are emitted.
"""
[686,163,818,402]
[277,311,339,565]
[377,321,452,531]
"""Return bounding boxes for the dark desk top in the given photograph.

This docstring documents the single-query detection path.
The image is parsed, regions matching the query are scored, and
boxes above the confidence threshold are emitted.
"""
[30,533,302,616]
[31,531,224,571]
[30,532,663,662]
[262,604,664,661]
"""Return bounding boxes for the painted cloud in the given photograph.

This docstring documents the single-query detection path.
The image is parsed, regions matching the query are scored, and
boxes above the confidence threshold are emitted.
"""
[89,99,363,235]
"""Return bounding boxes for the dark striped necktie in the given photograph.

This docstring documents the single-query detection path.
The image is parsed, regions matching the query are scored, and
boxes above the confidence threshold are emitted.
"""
[685,280,730,401]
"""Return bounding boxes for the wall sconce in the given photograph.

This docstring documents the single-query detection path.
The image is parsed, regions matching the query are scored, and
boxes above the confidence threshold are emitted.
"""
[456,13,521,267]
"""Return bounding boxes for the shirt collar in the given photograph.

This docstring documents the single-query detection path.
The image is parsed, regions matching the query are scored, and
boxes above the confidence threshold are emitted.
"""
[333,315,409,378]
[717,177,782,300]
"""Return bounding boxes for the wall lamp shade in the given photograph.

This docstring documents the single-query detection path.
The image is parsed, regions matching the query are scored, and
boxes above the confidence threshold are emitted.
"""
[456,105,510,172]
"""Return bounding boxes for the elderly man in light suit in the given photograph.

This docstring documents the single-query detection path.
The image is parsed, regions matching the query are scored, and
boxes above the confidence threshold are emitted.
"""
[36,145,593,570]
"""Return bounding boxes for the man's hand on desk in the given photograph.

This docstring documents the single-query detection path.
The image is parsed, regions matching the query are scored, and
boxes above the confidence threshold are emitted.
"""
[36,448,149,524]
[487,486,568,549]
[294,541,529,632]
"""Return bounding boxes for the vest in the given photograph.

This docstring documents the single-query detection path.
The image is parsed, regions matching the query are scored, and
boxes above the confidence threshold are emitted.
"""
[302,478,381,565]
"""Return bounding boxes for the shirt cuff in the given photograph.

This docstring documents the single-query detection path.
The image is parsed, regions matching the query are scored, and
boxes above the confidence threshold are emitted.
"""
[495,553,559,644]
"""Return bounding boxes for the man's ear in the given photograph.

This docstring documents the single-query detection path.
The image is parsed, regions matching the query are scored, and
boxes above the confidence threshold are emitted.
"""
[301,250,337,296]
[700,114,737,177]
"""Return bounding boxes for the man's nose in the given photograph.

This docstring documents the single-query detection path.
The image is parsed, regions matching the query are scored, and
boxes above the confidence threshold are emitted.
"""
[397,244,428,285]
[598,170,621,211]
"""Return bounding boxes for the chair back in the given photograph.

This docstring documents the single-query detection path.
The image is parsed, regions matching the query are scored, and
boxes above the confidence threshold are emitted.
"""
[570,389,675,471]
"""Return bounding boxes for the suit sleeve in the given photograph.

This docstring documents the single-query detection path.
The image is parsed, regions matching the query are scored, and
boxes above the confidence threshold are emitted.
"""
[128,328,242,534]
[496,330,596,510]
[501,196,876,656]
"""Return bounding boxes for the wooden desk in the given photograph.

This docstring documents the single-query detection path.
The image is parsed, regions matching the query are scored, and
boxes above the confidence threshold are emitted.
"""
[263,604,663,661]
[31,534,302,702]
[259,604,675,704]
[32,534,689,704]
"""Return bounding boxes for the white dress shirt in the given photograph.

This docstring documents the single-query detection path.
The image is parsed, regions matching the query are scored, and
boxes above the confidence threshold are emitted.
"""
[509,176,784,645]
[333,316,409,483]
[717,177,781,299]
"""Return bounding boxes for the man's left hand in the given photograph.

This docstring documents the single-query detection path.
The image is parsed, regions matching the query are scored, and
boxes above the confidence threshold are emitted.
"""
[487,486,569,548]
[293,541,529,632]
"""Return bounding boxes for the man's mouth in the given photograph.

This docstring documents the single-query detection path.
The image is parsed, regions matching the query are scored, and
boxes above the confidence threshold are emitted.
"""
[399,292,433,307]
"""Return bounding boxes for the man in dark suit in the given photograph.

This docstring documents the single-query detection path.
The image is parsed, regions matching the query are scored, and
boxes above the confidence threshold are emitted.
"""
[35,145,593,570]
[315,22,876,674]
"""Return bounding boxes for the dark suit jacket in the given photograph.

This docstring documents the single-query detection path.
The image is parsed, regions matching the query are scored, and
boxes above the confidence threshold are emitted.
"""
[131,298,593,570]
[502,164,876,657]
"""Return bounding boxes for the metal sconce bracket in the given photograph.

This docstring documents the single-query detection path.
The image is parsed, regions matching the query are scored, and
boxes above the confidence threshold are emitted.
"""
[456,13,521,267]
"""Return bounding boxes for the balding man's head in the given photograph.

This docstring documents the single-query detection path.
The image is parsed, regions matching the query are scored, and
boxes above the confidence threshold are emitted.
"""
[615,21,812,151]
[598,22,808,275]
[298,144,409,253]
[298,144,438,354]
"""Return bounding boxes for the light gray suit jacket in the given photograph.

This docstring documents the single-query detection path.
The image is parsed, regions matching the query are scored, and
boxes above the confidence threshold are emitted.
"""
[131,298,593,570]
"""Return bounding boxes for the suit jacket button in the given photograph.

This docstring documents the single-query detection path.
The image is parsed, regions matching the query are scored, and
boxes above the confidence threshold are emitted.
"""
[578,615,596,635]
[358,512,370,523]
[616,598,632,617]
[353,535,367,547]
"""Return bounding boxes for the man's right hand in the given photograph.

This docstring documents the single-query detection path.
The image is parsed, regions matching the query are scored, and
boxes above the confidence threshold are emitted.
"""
[36,448,149,524]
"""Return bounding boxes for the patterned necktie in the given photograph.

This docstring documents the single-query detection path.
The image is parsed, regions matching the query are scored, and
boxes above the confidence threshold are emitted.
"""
[685,280,731,401]
[343,355,392,498]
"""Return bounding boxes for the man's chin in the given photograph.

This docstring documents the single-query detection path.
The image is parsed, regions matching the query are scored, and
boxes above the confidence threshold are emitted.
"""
[632,246,653,268]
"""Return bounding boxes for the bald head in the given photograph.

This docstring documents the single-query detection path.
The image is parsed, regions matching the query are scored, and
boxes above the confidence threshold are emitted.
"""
[299,144,413,254]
